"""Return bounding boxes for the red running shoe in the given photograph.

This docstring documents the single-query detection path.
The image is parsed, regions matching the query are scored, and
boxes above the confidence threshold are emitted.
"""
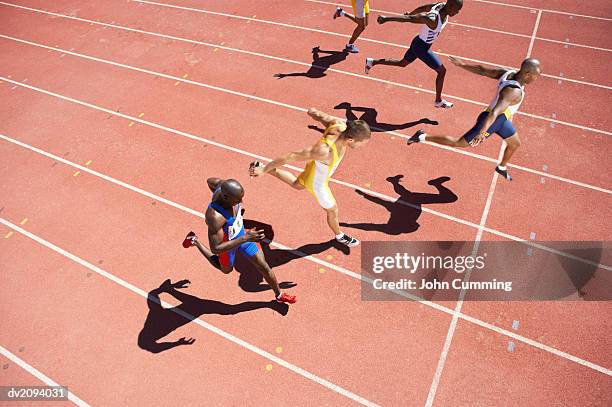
[182,231,197,248]
[276,292,297,304]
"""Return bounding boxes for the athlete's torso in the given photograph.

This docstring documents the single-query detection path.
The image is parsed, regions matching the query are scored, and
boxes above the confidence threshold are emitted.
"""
[418,3,448,44]
[313,122,346,177]
[208,189,244,241]
[488,70,525,120]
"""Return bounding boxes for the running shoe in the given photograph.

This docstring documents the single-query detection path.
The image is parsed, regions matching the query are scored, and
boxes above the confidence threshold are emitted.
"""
[365,57,374,74]
[336,233,360,247]
[345,43,359,53]
[276,292,297,304]
[407,129,425,145]
[182,231,197,248]
[333,7,344,19]
[434,99,454,108]
[495,166,512,181]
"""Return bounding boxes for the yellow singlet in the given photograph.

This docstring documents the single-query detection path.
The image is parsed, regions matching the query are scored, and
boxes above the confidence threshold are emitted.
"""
[297,123,346,209]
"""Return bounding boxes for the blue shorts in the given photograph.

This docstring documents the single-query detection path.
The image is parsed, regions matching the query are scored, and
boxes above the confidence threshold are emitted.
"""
[218,241,259,268]
[463,111,517,143]
[403,36,442,70]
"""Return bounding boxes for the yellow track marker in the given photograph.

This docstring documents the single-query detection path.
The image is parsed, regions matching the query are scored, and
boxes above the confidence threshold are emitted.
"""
[275,346,283,354]
[4,231,13,239]
[265,364,273,371]
[364,183,371,188]
[128,121,134,127]
[174,81,180,86]
[326,255,333,260]
[138,113,145,118]
[182,73,188,79]
[73,171,80,177]
[19,218,28,225]
[85,160,92,166]
[319,268,326,274]
[390,136,396,140]
[213,48,218,52]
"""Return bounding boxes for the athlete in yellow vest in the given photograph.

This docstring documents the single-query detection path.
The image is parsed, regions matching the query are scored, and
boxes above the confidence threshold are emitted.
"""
[249,108,371,247]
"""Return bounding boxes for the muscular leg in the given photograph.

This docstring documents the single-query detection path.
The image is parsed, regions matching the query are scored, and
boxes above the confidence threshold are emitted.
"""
[268,168,305,190]
[424,133,470,147]
[372,58,410,68]
[325,204,342,235]
[246,251,282,297]
[434,65,446,103]
[348,17,366,44]
[193,240,233,274]
[499,133,521,166]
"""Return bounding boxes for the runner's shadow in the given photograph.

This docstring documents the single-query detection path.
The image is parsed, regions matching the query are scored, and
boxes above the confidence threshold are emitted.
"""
[235,219,350,292]
[340,175,458,235]
[274,47,348,79]
[138,279,289,353]
[334,102,438,132]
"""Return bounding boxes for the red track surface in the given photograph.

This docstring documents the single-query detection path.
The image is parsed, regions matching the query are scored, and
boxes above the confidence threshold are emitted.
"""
[1,0,610,405]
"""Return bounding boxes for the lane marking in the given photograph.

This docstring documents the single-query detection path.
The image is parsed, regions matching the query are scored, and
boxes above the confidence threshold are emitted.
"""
[124,0,612,89]
[2,134,611,377]
[0,345,90,406]
[307,0,612,53]
[1,39,611,194]
[425,144,503,406]
[0,218,379,407]
[3,1,610,91]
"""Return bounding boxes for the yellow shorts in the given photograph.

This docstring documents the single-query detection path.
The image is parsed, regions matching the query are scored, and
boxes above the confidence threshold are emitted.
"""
[351,0,370,18]
[297,163,337,210]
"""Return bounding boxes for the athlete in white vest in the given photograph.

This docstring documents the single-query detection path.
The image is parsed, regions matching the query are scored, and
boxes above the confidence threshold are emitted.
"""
[365,0,463,108]
[407,57,542,181]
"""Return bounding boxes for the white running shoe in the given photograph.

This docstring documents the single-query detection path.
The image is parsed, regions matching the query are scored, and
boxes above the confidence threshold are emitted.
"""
[333,7,344,19]
[434,99,454,108]
[365,58,373,74]
[345,43,359,53]
[336,233,360,247]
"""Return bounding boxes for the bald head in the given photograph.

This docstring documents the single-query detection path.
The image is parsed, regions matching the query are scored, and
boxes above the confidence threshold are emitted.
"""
[519,58,541,84]
[220,179,244,205]
[446,0,463,16]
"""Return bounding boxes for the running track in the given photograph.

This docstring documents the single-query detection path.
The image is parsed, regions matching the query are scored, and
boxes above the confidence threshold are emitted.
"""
[1,0,611,405]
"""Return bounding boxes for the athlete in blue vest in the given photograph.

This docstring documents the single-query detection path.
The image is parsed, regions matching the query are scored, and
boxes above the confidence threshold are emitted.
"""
[365,0,463,108]
[183,178,296,304]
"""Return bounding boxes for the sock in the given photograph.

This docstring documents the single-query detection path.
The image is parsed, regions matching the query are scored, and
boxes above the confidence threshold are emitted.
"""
[277,292,283,300]
[419,133,427,142]
[335,233,345,239]
[340,9,345,16]
[498,165,507,170]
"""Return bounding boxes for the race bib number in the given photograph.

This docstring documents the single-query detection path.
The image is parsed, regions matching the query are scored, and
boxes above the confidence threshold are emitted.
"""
[227,210,243,240]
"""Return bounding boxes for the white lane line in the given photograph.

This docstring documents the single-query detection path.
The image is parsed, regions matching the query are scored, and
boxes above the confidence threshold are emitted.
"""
[471,0,612,21]
[306,0,612,53]
[527,10,543,58]
[0,345,90,407]
[1,3,610,115]
[1,37,611,195]
[2,138,610,377]
[425,145,504,406]
[0,218,380,407]
[125,0,612,90]
[2,78,612,265]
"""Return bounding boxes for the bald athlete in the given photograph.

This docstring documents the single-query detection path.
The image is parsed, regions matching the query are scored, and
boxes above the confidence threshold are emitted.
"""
[182,178,296,304]
[408,57,542,180]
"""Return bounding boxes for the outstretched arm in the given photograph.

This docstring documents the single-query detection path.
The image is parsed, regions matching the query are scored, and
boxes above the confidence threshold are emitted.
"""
[470,87,522,147]
[448,56,508,79]
[378,12,437,28]
[255,142,329,175]
[307,107,341,127]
